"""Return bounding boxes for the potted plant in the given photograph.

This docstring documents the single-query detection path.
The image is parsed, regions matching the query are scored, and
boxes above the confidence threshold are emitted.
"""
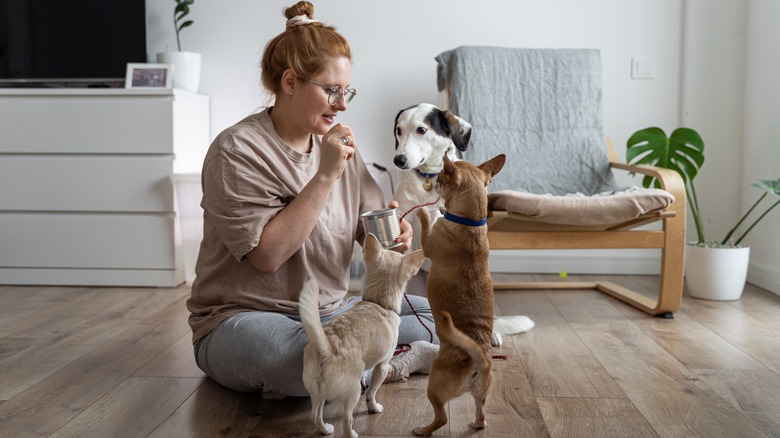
[626,127,779,300]
[157,0,201,92]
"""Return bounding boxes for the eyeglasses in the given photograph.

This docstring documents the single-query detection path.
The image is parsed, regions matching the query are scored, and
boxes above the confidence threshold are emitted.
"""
[303,78,356,106]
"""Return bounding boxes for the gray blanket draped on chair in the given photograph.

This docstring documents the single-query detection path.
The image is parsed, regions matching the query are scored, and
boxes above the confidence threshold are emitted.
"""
[435,46,618,196]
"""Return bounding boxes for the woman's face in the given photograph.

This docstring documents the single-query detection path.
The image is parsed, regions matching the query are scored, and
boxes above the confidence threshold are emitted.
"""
[293,56,352,136]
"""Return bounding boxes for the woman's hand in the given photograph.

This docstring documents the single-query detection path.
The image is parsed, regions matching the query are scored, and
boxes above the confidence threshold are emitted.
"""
[248,123,355,273]
[318,123,355,181]
[389,200,413,253]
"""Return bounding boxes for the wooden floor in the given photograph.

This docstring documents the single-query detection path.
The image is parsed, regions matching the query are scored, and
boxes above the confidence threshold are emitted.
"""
[1,273,780,437]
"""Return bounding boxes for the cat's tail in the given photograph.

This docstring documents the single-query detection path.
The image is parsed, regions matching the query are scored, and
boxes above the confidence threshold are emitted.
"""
[436,310,489,368]
[298,276,331,358]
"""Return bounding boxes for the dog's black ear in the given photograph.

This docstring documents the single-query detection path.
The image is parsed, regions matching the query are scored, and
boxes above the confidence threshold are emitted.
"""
[394,105,417,150]
[445,111,472,152]
[427,108,450,139]
[429,109,472,152]
[393,110,403,150]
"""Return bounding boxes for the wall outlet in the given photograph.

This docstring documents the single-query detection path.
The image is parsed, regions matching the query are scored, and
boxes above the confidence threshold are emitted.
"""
[631,57,655,79]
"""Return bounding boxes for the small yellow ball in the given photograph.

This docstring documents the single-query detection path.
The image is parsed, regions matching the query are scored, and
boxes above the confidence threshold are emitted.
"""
[559,271,568,280]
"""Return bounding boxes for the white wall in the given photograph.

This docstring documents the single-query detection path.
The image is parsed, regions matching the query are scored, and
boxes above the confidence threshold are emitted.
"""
[741,0,780,292]
[145,0,778,294]
[681,0,746,247]
[682,0,779,294]
[147,0,683,166]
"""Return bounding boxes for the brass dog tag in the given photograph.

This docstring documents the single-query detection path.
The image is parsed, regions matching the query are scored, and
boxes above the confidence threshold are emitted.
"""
[423,179,433,192]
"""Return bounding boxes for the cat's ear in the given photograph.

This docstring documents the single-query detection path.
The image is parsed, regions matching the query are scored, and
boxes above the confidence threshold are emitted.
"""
[363,233,383,263]
[403,249,426,276]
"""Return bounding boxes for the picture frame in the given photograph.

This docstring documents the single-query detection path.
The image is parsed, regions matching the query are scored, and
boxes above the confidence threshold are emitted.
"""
[125,63,173,89]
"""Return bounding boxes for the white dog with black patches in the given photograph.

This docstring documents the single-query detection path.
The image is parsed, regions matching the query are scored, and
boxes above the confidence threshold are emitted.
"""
[392,103,534,345]
[393,103,469,229]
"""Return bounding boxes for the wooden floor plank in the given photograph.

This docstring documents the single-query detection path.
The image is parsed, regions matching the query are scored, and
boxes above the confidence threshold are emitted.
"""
[728,284,780,332]
[630,308,768,371]
[572,319,768,437]
[695,368,780,437]
[148,379,266,437]
[0,287,189,402]
[2,287,183,342]
[49,376,203,438]
[537,397,658,438]
[631,390,768,438]
[133,332,205,379]
[356,376,445,437]
[0,298,191,437]
[681,294,780,373]
[0,337,35,364]
[0,338,98,401]
[498,289,626,398]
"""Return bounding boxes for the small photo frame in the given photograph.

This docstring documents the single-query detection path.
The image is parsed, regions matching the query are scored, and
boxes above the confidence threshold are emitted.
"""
[125,63,173,89]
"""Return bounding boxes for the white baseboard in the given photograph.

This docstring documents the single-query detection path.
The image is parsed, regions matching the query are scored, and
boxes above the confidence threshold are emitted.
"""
[747,260,780,296]
[488,249,661,275]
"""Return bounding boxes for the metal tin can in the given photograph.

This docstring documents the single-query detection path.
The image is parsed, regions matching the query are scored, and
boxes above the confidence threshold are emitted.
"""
[360,208,402,249]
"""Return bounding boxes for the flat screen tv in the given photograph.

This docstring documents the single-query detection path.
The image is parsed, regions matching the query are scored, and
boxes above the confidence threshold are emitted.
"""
[0,0,148,88]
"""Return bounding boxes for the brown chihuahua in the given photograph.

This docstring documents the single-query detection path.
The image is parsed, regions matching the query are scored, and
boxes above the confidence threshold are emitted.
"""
[414,153,506,436]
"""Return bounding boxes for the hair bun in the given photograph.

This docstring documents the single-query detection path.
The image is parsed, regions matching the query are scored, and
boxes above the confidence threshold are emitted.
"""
[284,1,315,20]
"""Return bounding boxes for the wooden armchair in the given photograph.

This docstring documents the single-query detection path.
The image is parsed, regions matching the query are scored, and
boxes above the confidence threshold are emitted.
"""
[435,46,686,316]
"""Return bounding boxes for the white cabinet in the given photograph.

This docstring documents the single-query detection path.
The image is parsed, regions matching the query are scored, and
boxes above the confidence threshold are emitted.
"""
[0,88,210,286]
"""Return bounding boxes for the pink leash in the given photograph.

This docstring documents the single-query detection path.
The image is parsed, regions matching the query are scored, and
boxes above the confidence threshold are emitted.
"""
[393,197,441,349]
[398,196,441,223]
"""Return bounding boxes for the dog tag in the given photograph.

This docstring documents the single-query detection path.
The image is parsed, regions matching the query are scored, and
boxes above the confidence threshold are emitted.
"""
[423,179,433,192]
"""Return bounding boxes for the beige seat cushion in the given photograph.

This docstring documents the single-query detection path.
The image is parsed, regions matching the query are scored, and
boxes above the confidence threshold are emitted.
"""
[488,187,675,227]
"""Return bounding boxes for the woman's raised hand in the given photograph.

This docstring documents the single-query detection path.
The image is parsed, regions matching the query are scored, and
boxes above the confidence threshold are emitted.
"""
[318,123,355,181]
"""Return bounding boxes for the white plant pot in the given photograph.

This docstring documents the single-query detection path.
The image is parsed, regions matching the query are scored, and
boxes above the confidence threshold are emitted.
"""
[157,51,201,92]
[685,244,750,301]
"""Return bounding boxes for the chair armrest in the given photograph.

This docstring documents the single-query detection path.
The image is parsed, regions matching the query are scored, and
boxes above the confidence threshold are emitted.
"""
[609,161,686,211]
[609,161,686,232]
[605,138,685,202]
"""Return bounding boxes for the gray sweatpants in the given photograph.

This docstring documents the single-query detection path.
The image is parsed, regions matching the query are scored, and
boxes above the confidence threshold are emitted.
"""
[194,293,438,397]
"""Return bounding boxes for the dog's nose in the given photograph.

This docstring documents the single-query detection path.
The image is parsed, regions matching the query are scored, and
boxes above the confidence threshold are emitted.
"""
[394,155,408,169]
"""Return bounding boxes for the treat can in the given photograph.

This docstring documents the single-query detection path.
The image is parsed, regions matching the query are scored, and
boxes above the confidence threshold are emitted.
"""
[360,208,402,249]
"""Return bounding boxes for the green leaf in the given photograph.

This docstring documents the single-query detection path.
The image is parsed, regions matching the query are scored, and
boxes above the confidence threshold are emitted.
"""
[752,178,780,199]
[627,126,707,242]
[626,126,705,188]
[172,0,195,50]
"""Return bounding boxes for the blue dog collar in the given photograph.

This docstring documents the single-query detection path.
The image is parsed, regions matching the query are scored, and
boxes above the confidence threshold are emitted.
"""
[415,169,438,179]
[443,211,487,227]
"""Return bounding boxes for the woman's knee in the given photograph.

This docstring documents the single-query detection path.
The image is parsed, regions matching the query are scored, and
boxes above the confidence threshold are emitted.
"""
[195,312,310,395]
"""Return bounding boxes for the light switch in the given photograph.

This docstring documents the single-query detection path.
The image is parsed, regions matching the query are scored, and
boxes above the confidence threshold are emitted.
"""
[631,57,655,79]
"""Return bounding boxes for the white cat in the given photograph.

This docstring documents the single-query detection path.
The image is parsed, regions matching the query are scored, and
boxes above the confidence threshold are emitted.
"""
[299,233,425,437]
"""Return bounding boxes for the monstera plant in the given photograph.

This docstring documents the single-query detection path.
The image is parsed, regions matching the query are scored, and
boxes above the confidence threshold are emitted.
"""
[626,127,779,247]
[626,127,779,301]
[626,127,706,242]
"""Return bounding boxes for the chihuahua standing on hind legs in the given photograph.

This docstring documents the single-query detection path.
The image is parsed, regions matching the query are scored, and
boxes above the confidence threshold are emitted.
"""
[413,154,506,436]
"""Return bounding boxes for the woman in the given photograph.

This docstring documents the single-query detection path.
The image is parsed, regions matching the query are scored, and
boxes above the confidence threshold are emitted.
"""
[186,1,438,399]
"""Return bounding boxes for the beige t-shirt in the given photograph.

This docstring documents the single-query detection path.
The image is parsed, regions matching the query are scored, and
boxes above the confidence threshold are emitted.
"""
[186,109,386,342]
